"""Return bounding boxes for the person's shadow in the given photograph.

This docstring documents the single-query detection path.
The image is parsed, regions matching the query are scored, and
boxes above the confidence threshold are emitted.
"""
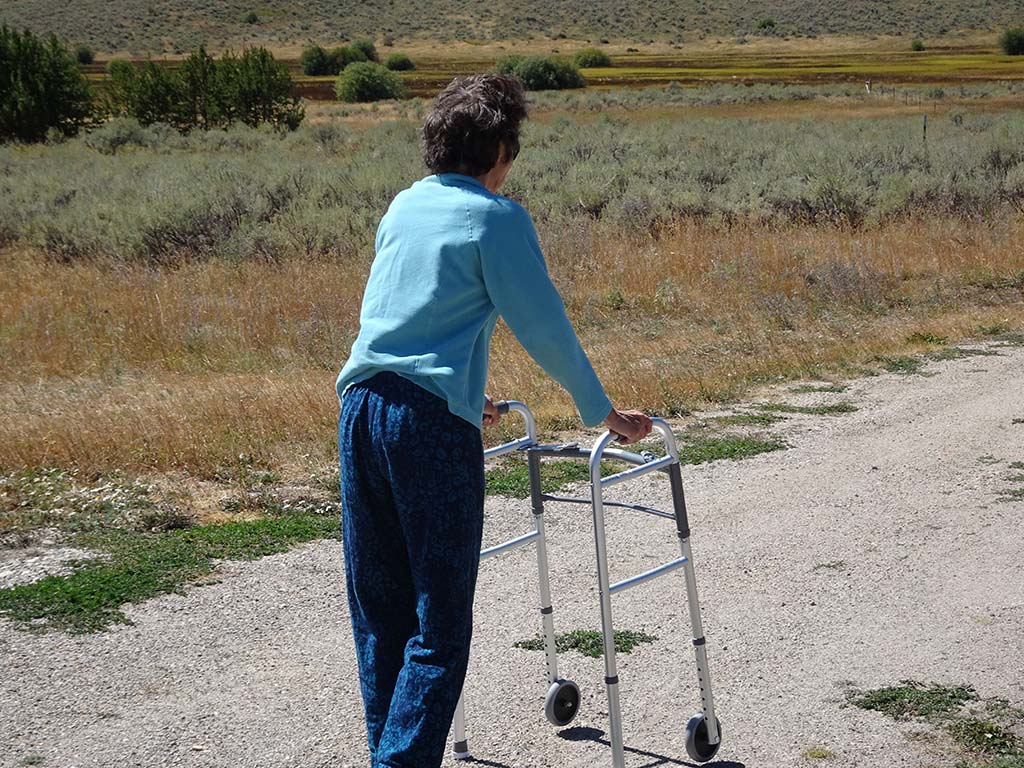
[460,726,745,768]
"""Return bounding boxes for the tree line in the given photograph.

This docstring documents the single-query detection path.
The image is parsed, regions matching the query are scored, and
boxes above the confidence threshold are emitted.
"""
[1,25,303,142]
[104,47,303,132]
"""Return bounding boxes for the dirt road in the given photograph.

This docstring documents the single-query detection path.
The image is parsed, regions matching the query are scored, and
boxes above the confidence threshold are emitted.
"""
[3,342,1023,768]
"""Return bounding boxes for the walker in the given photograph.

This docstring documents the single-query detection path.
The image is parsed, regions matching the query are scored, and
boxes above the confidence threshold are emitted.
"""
[452,401,723,767]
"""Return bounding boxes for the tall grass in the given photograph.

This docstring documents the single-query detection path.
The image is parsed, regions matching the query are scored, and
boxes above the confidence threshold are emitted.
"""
[2,105,1024,474]
[2,213,1022,474]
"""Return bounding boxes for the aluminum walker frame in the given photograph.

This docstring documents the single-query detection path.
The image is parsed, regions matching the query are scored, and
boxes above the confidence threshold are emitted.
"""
[453,401,722,766]
[452,401,582,760]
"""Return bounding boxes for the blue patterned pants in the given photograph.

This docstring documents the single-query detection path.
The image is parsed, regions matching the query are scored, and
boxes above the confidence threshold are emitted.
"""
[339,372,485,768]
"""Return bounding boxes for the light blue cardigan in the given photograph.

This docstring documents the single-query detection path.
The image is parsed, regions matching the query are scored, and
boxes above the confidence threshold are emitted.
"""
[336,173,612,428]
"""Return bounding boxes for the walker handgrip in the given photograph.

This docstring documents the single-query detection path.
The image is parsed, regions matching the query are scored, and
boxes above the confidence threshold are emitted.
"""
[590,418,679,475]
[494,400,511,415]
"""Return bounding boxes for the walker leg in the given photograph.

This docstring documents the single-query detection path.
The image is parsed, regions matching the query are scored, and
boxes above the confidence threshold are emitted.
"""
[528,451,560,684]
[452,688,470,760]
[590,468,626,768]
[668,463,720,746]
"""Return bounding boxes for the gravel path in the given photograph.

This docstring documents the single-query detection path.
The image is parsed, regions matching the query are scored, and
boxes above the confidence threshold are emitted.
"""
[3,344,1023,768]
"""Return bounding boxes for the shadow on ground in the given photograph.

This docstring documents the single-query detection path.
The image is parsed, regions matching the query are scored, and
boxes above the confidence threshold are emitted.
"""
[557,726,744,768]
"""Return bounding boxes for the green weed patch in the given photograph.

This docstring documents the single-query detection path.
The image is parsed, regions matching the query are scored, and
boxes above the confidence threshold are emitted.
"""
[992,333,1024,348]
[948,719,1021,756]
[848,681,977,720]
[991,462,1024,502]
[0,513,339,634]
[929,347,1001,362]
[997,487,1024,502]
[801,746,836,760]
[708,412,787,426]
[847,681,1024,768]
[677,434,787,464]
[812,560,847,571]
[876,355,927,375]
[514,628,657,657]
[790,384,849,394]
[756,402,858,416]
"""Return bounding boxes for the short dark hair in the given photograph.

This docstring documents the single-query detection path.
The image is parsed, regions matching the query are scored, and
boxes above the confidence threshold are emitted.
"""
[421,74,528,176]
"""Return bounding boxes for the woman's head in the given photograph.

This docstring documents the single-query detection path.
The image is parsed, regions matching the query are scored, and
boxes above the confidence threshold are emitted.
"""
[421,74,528,178]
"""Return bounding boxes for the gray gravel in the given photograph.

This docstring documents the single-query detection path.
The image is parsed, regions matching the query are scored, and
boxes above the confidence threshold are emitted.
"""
[0,533,103,590]
[3,343,1023,768]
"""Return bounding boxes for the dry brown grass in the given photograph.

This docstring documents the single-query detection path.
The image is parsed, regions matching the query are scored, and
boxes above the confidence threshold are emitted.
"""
[2,214,1022,475]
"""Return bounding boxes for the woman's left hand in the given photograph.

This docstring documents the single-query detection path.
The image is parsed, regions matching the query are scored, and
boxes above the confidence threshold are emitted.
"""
[482,395,502,428]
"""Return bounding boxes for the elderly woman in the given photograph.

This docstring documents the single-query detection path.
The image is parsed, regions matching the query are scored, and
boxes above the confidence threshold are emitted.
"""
[336,74,652,768]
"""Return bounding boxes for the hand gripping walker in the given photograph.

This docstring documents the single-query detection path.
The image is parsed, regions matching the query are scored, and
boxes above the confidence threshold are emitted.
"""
[453,401,723,766]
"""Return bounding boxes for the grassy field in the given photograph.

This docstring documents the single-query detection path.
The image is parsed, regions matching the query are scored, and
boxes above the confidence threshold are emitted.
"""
[2,76,1024,638]
[3,87,1024,479]
[389,48,1024,99]
[2,210,1023,476]
[78,46,1024,100]
[1,0,1021,55]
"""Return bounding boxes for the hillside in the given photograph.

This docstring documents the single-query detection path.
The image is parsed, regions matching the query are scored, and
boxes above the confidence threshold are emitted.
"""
[1,0,1022,56]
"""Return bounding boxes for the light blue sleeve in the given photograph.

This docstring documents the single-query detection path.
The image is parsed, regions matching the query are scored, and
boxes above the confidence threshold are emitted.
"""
[479,202,613,427]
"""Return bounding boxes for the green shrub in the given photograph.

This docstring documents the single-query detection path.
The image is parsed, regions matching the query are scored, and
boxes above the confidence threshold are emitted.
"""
[384,52,415,71]
[299,45,332,76]
[494,55,525,76]
[911,39,925,51]
[329,45,368,72]
[75,45,94,65]
[334,61,407,102]
[302,44,372,75]
[83,117,165,154]
[1001,28,1024,55]
[494,55,584,90]
[0,24,93,142]
[242,11,259,24]
[757,18,777,31]
[351,38,379,63]
[573,48,612,67]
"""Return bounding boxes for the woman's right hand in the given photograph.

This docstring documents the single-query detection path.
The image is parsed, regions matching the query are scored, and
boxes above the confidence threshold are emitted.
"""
[603,408,654,445]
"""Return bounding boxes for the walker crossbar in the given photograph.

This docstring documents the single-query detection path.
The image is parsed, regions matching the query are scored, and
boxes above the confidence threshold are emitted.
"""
[600,454,676,488]
[542,495,676,520]
[453,405,723,767]
[479,529,540,560]
[608,555,688,595]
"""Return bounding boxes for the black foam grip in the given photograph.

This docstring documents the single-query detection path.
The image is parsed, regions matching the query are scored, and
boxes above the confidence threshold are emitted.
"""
[495,400,511,415]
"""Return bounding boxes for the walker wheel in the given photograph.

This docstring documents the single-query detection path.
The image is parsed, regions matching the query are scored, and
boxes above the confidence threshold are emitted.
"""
[684,713,722,763]
[544,679,581,727]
